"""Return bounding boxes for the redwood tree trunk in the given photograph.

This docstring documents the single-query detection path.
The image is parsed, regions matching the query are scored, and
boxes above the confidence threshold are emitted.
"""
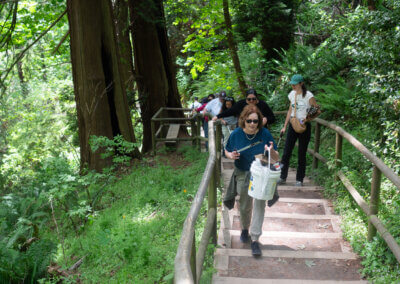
[67,0,138,171]
[114,0,136,108]
[222,0,247,97]
[129,0,183,153]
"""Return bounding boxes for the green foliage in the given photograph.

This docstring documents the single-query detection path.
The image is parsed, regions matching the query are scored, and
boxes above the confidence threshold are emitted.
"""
[58,147,209,283]
[231,0,296,60]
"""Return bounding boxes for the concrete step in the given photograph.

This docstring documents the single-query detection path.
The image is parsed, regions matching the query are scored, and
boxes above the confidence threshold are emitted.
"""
[215,249,364,281]
[231,198,328,215]
[212,276,368,283]
[230,235,345,252]
[231,215,338,233]
[278,188,323,199]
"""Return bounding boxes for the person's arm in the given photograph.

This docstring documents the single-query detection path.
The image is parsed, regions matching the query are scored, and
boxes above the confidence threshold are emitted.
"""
[258,101,276,125]
[305,97,321,122]
[216,100,244,119]
[224,130,240,159]
[196,103,207,112]
[280,105,292,135]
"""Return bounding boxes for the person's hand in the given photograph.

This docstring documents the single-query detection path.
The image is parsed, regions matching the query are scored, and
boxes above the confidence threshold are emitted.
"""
[221,119,227,125]
[227,150,240,160]
[280,127,286,135]
[212,116,218,121]
[264,141,274,152]
[262,117,267,126]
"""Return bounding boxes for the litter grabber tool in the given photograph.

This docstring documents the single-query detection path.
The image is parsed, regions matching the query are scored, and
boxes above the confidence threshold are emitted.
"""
[235,140,262,153]
[277,131,284,148]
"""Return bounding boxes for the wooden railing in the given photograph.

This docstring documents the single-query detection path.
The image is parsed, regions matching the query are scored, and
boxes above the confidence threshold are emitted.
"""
[171,109,400,283]
[150,107,204,154]
[302,117,400,263]
[174,118,222,283]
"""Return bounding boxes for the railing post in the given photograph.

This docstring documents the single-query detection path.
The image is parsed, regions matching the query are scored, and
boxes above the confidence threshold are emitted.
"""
[208,165,217,245]
[151,120,156,156]
[190,233,196,282]
[335,133,342,181]
[196,116,201,151]
[312,122,321,170]
[215,123,222,188]
[368,165,382,241]
[191,118,197,146]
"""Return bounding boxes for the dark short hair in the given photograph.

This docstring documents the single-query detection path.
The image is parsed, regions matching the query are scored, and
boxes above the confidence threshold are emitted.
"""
[238,105,263,130]
[194,97,198,100]
[246,89,258,97]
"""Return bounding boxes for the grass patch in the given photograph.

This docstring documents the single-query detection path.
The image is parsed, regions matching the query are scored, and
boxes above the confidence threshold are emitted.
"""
[54,146,211,283]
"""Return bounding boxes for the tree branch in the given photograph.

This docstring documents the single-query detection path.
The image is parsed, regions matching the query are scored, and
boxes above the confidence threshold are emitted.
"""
[0,1,18,49]
[52,29,70,55]
[0,9,67,92]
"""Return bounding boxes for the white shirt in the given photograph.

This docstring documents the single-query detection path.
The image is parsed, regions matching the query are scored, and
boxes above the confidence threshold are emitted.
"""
[191,101,202,109]
[205,98,222,117]
[289,90,314,120]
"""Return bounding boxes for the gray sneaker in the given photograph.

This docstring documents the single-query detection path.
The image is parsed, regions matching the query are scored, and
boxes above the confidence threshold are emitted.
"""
[295,181,303,187]
[277,178,286,185]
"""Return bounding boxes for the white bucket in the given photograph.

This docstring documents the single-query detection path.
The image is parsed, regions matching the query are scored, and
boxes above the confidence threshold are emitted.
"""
[248,149,280,200]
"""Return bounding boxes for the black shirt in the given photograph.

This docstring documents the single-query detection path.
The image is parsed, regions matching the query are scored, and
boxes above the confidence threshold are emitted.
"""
[216,99,276,125]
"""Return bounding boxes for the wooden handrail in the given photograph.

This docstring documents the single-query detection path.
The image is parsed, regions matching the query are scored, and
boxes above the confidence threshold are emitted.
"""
[314,118,400,189]
[174,119,222,283]
[302,117,400,263]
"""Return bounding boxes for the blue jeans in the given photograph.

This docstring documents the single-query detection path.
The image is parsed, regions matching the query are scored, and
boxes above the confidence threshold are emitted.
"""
[203,120,209,150]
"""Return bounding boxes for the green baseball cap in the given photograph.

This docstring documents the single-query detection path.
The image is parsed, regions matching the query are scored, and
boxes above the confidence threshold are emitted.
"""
[289,74,304,85]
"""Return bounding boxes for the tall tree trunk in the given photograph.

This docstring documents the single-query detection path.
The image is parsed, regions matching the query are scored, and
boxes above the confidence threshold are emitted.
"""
[67,0,138,171]
[367,0,376,10]
[114,0,136,108]
[16,57,28,96]
[129,0,183,153]
[222,0,247,97]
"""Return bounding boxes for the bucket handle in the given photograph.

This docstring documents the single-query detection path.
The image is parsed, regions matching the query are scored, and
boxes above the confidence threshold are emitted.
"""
[264,146,271,168]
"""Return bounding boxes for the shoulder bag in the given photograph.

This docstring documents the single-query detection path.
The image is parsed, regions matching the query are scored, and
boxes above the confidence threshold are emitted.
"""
[289,93,307,133]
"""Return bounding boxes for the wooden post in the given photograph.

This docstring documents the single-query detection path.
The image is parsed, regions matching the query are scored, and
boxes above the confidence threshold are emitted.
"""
[208,167,217,245]
[215,123,222,188]
[190,233,196,281]
[151,120,156,155]
[335,133,342,181]
[312,122,321,170]
[191,118,196,146]
[368,166,382,241]
[196,116,201,151]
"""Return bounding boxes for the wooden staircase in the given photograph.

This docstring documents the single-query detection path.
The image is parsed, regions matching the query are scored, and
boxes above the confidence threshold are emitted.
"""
[213,158,367,283]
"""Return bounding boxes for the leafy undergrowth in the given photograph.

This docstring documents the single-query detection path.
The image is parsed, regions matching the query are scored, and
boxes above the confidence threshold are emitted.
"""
[307,128,400,283]
[50,145,211,283]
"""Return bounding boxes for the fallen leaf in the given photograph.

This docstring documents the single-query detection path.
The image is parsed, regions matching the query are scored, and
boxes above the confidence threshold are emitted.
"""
[305,260,316,268]
[277,258,287,264]
[297,244,306,250]
[317,224,329,229]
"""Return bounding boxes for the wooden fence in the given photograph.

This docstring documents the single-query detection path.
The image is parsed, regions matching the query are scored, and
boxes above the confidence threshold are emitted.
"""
[172,118,222,283]
[165,109,400,283]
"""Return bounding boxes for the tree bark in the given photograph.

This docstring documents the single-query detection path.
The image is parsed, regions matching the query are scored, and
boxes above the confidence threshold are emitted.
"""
[129,0,183,153]
[222,0,247,97]
[114,0,136,108]
[67,0,138,171]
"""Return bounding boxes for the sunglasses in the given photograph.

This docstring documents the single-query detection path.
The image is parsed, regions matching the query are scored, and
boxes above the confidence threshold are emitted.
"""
[246,97,257,101]
[245,119,259,124]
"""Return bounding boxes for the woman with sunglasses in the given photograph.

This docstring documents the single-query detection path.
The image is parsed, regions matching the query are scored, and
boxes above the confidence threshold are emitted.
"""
[224,105,278,257]
[213,89,276,127]
[219,97,237,148]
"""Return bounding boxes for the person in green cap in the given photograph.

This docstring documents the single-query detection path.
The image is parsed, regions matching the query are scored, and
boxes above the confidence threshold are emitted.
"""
[278,74,320,186]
